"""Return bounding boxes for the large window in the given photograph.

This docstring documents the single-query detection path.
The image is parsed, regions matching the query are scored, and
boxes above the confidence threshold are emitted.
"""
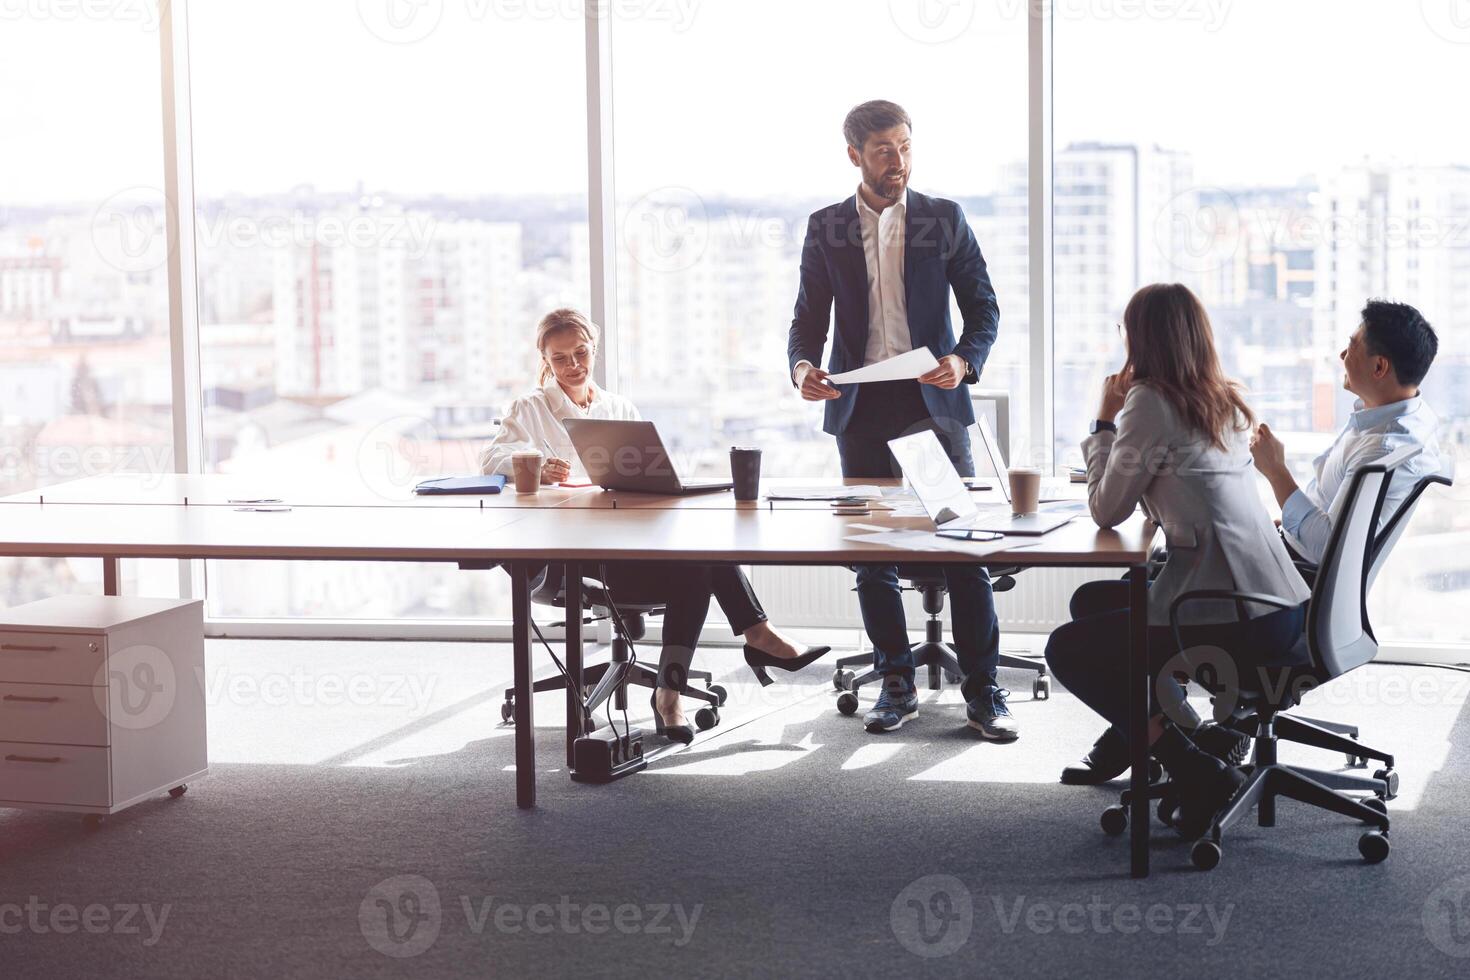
[189,1,588,619]
[0,16,175,602]
[610,0,1030,476]
[1055,2,1469,644]
[6,5,1464,651]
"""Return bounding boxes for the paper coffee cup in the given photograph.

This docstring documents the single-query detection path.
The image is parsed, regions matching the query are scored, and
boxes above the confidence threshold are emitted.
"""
[511,450,544,493]
[1008,467,1042,516]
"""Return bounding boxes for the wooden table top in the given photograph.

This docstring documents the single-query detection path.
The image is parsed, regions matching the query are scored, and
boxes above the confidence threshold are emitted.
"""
[0,474,1153,567]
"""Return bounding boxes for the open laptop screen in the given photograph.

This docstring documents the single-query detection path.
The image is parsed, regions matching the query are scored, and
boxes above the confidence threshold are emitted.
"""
[888,431,977,528]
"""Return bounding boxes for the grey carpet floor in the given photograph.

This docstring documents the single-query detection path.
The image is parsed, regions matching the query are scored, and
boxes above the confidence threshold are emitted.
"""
[1,638,1468,979]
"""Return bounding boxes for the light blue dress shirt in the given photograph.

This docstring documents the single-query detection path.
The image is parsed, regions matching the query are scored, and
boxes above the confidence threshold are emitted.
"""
[1281,395,1448,564]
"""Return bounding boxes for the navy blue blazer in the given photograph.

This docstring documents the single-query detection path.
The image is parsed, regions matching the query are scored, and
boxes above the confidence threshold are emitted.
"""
[787,189,1000,435]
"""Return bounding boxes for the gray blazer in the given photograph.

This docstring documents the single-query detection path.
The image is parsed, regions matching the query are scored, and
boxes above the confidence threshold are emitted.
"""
[1083,384,1312,626]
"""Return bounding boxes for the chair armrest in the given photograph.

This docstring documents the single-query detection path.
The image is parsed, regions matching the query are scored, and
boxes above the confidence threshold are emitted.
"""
[1168,589,1300,661]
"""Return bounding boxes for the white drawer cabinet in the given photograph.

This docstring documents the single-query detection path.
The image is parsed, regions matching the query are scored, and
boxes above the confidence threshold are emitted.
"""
[0,596,207,819]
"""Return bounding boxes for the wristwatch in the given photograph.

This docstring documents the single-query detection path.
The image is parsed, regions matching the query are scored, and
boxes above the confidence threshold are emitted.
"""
[1090,419,1117,435]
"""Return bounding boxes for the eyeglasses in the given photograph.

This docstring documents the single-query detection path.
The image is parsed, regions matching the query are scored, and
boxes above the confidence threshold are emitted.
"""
[547,346,595,368]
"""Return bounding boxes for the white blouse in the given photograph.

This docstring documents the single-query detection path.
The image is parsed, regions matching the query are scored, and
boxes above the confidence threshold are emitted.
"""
[479,381,641,479]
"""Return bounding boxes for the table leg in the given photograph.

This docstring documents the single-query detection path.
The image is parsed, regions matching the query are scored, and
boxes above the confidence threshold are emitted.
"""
[102,557,120,596]
[511,561,535,809]
[564,561,584,767]
[1128,564,1150,878]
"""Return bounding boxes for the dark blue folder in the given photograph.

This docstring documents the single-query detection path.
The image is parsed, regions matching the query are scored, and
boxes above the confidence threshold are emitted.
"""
[413,475,507,495]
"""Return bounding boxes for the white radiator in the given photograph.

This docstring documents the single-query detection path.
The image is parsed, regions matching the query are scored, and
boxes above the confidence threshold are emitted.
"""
[746,565,1119,634]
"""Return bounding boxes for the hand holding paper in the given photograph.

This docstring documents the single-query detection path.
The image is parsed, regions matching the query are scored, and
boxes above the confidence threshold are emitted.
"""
[826,348,939,385]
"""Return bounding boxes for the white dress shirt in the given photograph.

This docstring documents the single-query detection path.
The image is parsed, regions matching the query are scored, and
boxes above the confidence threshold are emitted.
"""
[855,185,912,366]
[479,381,641,479]
[1281,395,1447,564]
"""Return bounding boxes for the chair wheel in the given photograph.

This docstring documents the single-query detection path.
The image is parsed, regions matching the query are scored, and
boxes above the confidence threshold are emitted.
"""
[1358,830,1390,864]
[1373,768,1398,800]
[832,669,846,691]
[1147,759,1165,784]
[500,701,516,724]
[836,691,859,716]
[169,785,187,799]
[1360,797,1388,823]
[82,815,105,831]
[709,685,728,706]
[1100,805,1128,836]
[1191,839,1222,871]
[944,671,962,685]
[694,707,719,731]
[1033,676,1051,700]
[1157,799,1178,827]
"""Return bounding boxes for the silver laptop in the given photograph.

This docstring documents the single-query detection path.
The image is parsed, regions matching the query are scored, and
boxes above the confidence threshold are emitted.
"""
[889,429,1077,536]
[563,419,733,495]
[971,414,1080,506]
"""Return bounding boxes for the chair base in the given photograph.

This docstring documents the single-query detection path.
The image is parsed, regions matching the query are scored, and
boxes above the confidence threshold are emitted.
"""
[1103,710,1397,870]
[501,647,722,726]
[833,647,1049,700]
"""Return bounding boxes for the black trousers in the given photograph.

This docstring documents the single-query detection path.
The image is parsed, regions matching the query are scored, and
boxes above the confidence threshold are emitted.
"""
[1045,580,1308,737]
[536,562,766,689]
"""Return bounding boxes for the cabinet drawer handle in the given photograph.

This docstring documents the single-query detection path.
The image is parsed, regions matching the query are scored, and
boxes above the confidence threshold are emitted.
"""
[0,643,60,652]
[5,754,62,764]
[3,695,62,704]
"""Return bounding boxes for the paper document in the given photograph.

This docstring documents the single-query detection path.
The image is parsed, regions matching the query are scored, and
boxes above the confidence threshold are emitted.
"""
[845,529,1039,558]
[826,348,939,385]
[765,485,884,501]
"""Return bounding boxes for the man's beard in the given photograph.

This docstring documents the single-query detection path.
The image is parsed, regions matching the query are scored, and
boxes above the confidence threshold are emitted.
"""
[863,165,907,204]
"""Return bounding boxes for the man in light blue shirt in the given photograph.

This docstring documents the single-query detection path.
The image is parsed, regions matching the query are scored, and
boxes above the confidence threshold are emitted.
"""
[1251,300,1447,564]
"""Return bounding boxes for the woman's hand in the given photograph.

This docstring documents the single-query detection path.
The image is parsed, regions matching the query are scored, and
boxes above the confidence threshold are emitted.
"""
[1097,365,1133,422]
[541,457,571,484]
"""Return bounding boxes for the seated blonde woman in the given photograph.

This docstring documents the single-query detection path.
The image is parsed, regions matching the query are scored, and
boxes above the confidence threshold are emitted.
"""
[480,308,829,743]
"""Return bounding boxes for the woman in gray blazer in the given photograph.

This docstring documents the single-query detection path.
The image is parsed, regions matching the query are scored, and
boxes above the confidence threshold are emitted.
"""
[1045,283,1312,840]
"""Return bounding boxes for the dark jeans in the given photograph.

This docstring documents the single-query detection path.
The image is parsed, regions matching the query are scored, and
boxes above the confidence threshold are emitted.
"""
[534,562,766,689]
[1045,580,1307,737]
[835,380,999,701]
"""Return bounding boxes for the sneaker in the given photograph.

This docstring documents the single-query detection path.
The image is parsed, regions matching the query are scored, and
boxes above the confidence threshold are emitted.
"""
[966,687,1020,741]
[863,678,919,734]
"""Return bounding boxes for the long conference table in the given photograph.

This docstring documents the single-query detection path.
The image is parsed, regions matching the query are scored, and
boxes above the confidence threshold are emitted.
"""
[0,472,1161,876]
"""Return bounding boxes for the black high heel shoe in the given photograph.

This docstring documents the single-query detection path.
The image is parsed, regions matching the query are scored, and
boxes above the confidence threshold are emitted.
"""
[651,694,695,745]
[743,644,832,687]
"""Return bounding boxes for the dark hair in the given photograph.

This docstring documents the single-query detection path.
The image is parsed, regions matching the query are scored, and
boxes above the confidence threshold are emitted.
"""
[1361,300,1437,387]
[843,100,912,151]
[1122,283,1254,451]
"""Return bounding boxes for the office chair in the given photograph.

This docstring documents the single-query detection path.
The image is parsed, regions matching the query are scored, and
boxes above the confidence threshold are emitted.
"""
[492,566,726,732]
[1103,453,1434,870]
[1264,472,1453,778]
[833,565,1049,716]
